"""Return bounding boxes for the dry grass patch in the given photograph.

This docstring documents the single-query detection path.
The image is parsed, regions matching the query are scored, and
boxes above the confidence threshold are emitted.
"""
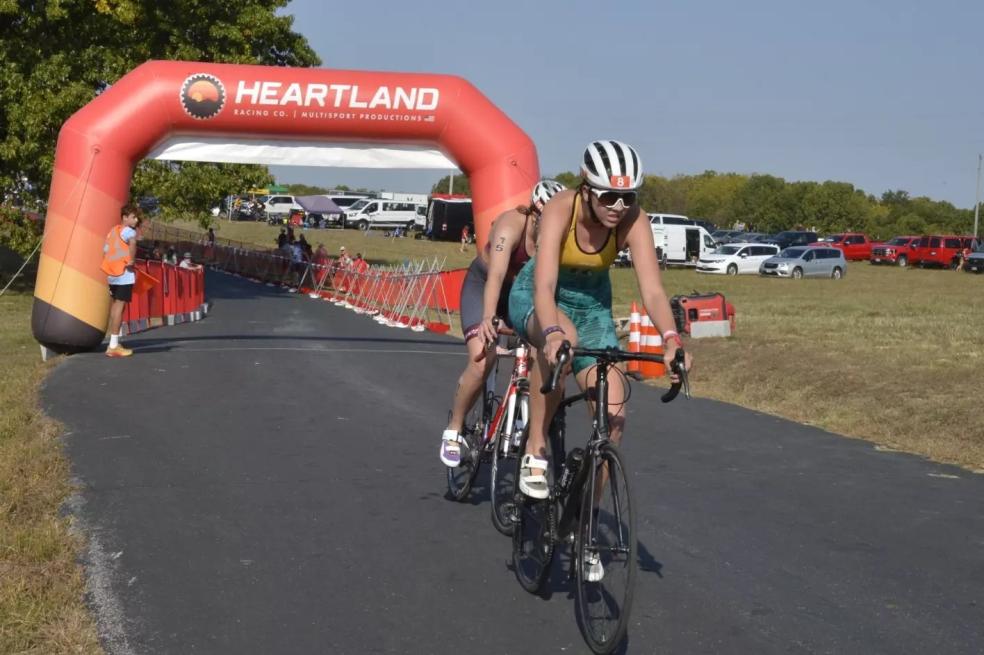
[0,288,102,654]
[611,264,984,471]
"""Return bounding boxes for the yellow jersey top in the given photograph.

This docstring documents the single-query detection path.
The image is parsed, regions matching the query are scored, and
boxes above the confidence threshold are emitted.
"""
[559,193,618,270]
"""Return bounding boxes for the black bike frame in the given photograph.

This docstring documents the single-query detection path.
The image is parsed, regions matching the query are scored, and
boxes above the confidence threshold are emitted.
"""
[553,361,613,540]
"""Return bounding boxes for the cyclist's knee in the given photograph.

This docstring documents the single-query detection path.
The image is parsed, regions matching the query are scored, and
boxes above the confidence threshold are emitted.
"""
[608,413,626,437]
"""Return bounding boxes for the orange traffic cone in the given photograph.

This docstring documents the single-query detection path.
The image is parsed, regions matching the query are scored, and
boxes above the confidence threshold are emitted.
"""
[627,302,641,376]
[640,315,656,378]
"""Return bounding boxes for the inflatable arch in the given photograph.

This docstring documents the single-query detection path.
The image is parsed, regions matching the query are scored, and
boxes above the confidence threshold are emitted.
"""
[32,60,539,352]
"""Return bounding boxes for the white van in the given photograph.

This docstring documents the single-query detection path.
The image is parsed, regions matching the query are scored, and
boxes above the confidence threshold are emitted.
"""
[649,214,716,266]
[344,199,426,231]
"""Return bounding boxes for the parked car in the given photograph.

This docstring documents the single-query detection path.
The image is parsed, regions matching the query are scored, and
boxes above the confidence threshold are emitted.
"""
[759,246,847,279]
[697,242,780,275]
[710,229,746,245]
[910,235,979,269]
[814,232,873,261]
[766,230,818,250]
[963,245,984,273]
[263,194,305,220]
[870,236,920,266]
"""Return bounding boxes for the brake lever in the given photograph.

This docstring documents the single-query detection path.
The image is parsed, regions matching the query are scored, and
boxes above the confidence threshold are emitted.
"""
[660,350,690,403]
[540,341,571,394]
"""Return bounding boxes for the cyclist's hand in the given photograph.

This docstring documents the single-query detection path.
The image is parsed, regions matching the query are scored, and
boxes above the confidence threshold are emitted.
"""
[543,332,567,366]
[664,343,692,383]
[479,315,499,347]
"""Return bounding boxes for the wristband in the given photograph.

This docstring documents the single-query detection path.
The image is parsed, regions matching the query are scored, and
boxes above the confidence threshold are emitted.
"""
[662,330,683,347]
[541,325,566,338]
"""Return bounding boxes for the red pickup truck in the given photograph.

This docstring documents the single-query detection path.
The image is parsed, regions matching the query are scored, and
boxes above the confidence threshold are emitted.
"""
[909,235,979,269]
[870,236,920,267]
[814,233,874,261]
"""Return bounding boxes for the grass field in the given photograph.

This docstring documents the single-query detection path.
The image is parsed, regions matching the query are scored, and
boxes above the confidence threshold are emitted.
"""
[0,283,102,654]
[192,217,984,471]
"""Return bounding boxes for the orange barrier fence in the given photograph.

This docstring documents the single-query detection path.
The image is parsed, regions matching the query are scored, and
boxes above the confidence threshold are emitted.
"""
[142,222,465,334]
[120,259,207,336]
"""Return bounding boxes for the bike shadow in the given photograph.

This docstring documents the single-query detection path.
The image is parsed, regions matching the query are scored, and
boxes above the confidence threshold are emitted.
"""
[442,465,493,506]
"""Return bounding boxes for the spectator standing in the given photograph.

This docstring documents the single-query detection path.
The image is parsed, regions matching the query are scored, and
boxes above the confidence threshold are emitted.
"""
[338,245,353,268]
[298,234,313,259]
[165,245,178,265]
[276,228,288,250]
[100,204,142,358]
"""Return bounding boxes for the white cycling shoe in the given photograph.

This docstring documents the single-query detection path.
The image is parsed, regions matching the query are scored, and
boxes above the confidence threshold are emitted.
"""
[519,454,549,499]
[439,430,462,467]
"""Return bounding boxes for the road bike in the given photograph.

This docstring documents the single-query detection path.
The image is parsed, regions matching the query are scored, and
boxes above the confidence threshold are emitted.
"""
[511,342,689,654]
[446,331,531,536]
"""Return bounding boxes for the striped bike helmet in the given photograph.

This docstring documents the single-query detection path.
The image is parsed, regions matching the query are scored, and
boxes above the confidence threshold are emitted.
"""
[581,140,644,190]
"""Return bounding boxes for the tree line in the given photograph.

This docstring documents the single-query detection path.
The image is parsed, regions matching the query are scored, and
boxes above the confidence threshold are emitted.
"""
[432,171,976,239]
[550,171,976,239]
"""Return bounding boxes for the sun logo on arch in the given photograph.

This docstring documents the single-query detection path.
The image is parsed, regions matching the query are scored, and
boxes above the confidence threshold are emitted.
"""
[180,74,225,120]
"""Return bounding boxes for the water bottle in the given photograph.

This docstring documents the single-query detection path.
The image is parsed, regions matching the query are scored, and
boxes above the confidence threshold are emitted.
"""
[558,448,585,494]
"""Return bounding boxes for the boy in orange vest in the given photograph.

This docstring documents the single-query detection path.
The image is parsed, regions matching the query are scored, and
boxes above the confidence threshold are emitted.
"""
[100,204,143,357]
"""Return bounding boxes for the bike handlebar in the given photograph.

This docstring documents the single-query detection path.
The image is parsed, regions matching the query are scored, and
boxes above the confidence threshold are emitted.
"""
[540,341,690,402]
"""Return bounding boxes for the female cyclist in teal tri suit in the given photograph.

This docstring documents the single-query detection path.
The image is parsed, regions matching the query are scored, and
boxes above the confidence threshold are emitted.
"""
[508,140,692,499]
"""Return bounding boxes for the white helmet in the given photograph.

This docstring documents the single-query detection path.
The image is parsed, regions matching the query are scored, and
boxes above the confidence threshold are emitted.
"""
[581,140,644,190]
[531,179,566,207]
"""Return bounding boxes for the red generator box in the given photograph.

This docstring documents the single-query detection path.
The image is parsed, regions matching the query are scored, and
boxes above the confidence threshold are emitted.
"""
[670,292,736,337]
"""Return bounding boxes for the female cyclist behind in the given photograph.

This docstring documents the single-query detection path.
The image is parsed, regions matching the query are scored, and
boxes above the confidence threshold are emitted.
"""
[439,179,567,467]
[508,140,692,499]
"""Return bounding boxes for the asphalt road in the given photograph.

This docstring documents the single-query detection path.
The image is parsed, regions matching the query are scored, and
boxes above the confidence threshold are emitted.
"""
[44,270,984,654]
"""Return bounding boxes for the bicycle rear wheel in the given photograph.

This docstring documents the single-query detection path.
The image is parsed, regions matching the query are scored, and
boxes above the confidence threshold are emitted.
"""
[445,401,485,502]
[574,442,636,654]
[491,390,527,535]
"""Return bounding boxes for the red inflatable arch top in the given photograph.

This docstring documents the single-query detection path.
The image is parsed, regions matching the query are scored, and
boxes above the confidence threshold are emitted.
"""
[32,60,539,352]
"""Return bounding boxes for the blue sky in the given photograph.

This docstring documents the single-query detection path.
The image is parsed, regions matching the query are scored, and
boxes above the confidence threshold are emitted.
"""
[272,0,984,208]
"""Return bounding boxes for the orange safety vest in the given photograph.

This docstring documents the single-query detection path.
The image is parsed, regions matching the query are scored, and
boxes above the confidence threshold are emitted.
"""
[100,224,133,276]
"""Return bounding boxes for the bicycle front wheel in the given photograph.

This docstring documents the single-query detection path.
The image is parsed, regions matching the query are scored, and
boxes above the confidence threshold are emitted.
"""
[575,442,636,654]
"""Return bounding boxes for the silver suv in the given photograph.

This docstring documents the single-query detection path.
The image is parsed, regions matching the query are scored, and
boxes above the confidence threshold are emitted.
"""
[759,246,846,279]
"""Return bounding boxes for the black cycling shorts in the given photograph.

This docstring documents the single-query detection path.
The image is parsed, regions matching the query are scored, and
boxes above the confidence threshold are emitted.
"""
[109,284,133,302]
[460,257,512,341]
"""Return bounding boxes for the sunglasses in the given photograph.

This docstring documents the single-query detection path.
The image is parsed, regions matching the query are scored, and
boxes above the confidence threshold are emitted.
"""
[587,186,638,209]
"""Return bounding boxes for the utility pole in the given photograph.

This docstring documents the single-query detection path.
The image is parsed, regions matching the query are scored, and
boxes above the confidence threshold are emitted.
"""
[449,172,454,195]
[975,154,982,240]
